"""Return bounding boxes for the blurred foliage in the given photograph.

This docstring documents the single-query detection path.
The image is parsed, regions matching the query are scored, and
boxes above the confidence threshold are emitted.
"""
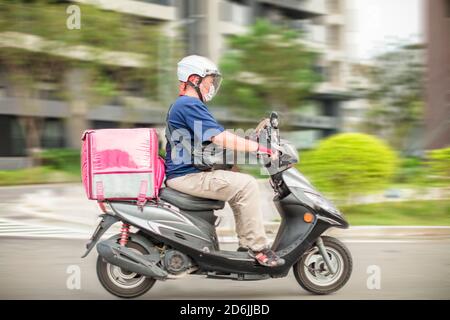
[213,19,321,116]
[0,0,165,100]
[362,44,425,151]
[392,156,429,186]
[159,147,167,159]
[0,166,79,186]
[0,0,183,157]
[388,148,450,188]
[0,1,162,54]
[298,133,398,201]
[341,200,450,226]
[427,147,450,187]
[37,148,81,175]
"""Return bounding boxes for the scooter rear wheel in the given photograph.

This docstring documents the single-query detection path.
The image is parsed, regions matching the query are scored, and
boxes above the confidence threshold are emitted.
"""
[96,237,156,298]
[293,236,352,295]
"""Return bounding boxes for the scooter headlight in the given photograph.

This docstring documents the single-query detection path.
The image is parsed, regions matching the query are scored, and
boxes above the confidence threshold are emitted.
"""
[304,191,340,215]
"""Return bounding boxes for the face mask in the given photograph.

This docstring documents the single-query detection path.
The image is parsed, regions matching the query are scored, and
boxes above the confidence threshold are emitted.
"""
[203,84,216,102]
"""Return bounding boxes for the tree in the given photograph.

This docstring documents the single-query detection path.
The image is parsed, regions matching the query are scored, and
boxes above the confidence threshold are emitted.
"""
[212,19,321,116]
[0,1,178,158]
[299,133,398,202]
[0,49,68,162]
[362,44,425,152]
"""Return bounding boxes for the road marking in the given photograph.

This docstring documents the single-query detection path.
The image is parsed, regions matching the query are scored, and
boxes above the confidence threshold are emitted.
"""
[0,218,89,238]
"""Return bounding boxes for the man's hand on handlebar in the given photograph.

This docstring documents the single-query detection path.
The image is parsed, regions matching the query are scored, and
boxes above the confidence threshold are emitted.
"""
[257,145,279,162]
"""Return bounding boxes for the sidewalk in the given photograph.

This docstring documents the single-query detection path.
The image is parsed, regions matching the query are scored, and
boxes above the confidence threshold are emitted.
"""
[1,183,449,241]
[217,224,450,242]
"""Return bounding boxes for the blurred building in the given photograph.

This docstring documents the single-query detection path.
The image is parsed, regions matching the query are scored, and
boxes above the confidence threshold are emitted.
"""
[0,0,178,169]
[339,61,372,133]
[425,0,450,150]
[180,0,353,149]
[0,0,354,168]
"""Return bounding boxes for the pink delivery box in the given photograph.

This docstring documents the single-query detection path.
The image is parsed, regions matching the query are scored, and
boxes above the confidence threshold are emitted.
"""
[81,128,165,203]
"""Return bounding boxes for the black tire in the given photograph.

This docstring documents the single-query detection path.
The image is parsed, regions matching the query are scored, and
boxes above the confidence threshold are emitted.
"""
[96,236,156,298]
[293,236,352,295]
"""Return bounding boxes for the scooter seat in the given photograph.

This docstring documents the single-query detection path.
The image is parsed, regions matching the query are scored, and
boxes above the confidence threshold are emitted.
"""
[159,187,225,211]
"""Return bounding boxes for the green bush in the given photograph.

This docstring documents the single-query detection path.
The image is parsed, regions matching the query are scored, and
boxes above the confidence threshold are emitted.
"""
[341,200,450,226]
[38,148,80,175]
[427,147,450,186]
[298,133,398,200]
[0,149,81,186]
[393,156,428,186]
[0,166,79,186]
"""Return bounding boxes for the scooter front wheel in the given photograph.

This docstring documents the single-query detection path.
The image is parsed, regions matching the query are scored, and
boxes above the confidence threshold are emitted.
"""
[96,235,156,298]
[293,236,352,295]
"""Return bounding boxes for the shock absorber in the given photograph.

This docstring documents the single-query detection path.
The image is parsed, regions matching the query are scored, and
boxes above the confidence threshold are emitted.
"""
[119,223,130,246]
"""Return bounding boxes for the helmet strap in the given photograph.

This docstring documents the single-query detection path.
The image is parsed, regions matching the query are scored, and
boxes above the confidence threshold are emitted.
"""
[187,77,204,102]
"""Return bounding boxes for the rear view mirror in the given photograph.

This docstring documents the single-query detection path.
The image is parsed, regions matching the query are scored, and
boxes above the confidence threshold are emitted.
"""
[270,112,279,129]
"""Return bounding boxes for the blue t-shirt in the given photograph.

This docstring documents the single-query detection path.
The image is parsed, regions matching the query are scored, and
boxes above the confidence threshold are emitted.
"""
[165,95,225,180]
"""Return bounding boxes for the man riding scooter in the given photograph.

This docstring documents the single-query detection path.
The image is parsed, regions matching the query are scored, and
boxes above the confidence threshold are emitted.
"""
[165,55,284,267]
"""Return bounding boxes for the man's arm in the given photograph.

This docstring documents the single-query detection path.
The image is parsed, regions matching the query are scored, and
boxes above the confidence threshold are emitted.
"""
[211,131,257,152]
[211,131,272,155]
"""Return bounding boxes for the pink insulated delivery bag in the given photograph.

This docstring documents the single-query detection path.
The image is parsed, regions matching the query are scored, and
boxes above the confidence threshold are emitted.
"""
[81,128,165,205]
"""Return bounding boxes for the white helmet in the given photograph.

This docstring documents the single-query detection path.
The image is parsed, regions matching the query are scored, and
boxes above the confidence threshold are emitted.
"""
[177,55,222,102]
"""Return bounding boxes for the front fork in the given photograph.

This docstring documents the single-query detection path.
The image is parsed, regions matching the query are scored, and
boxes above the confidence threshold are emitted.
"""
[316,237,337,274]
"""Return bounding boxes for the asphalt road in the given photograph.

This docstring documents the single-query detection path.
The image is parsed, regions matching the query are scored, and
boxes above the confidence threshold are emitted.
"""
[0,237,449,300]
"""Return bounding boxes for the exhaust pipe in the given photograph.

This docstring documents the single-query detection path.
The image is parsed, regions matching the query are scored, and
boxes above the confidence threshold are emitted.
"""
[97,240,167,280]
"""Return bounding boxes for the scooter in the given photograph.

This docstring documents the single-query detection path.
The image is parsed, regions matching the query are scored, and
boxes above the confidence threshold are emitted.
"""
[82,112,352,298]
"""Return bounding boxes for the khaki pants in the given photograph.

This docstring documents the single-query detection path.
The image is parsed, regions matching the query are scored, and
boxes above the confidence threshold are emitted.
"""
[166,170,268,251]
